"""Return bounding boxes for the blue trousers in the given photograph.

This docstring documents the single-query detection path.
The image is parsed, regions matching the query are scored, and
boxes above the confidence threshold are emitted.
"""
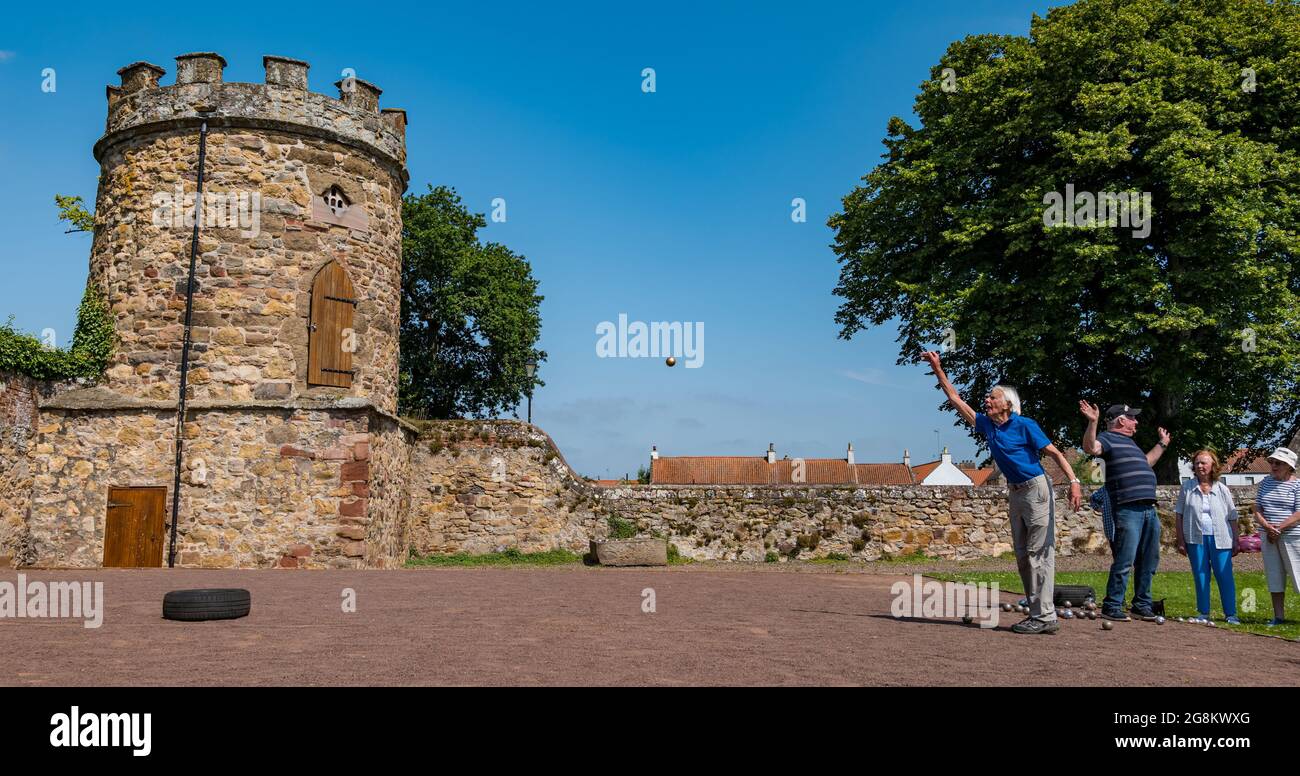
[1186,536,1237,617]
[1104,503,1161,614]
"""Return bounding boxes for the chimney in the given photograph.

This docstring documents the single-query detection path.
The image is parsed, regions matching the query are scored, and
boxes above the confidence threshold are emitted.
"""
[650,445,659,461]
[903,448,911,468]
[846,442,855,466]
[766,443,776,464]
[941,446,952,464]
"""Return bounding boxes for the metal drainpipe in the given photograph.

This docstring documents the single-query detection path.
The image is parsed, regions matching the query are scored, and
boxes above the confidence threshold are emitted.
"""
[168,119,209,569]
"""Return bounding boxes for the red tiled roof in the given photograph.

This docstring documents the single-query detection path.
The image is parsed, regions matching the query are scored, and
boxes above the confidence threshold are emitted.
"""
[651,457,773,485]
[774,458,856,484]
[855,463,915,486]
[1224,450,1271,474]
[910,460,942,482]
[649,457,914,485]
[961,467,996,486]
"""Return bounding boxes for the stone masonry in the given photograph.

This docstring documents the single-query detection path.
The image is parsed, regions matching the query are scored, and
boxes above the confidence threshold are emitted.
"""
[17,52,413,568]
[409,420,1262,562]
[92,54,406,413]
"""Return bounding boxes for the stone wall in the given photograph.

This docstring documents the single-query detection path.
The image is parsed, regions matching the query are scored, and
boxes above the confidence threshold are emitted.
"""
[24,398,411,569]
[0,373,46,565]
[409,420,602,555]
[365,415,415,568]
[408,420,1261,562]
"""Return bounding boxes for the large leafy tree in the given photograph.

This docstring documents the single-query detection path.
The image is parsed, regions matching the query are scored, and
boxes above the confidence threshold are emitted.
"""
[400,185,545,419]
[830,0,1300,482]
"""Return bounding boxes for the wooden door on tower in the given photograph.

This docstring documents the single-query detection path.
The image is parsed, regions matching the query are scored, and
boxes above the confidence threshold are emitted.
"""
[308,261,357,387]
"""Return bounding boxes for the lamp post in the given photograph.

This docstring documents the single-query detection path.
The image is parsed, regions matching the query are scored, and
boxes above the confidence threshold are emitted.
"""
[525,360,537,424]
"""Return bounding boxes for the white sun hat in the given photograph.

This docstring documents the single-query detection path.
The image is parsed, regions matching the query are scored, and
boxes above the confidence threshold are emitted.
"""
[1266,447,1298,470]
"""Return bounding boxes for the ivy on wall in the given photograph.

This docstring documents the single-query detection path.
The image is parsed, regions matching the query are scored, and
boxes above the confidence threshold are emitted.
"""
[0,282,114,381]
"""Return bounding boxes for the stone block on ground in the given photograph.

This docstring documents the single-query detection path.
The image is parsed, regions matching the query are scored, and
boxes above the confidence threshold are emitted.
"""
[591,537,668,567]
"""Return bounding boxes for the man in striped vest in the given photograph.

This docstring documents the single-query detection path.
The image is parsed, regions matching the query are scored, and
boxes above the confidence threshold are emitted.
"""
[1081,402,1171,621]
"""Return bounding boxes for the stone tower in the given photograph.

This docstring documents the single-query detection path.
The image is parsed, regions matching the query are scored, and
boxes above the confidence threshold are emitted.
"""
[22,54,416,569]
[94,52,407,412]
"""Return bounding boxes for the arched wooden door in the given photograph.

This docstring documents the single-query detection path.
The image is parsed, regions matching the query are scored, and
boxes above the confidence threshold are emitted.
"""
[308,262,357,387]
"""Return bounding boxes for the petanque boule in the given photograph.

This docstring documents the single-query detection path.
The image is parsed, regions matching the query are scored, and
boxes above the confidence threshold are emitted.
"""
[962,616,973,624]
[1001,603,1012,612]
[1063,600,1072,609]
[1155,616,1165,624]
[666,356,677,367]
[1102,621,1113,630]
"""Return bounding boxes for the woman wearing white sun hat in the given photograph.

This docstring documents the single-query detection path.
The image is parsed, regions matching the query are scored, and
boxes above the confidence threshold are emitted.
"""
[1252,447,1300,626]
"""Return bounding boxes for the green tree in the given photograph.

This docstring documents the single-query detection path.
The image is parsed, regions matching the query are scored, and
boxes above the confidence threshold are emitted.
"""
[54,194,95,233]
[1,196,113,380]
[830,0,1300,483]
[400,185,545,418]
[0,282,114,380]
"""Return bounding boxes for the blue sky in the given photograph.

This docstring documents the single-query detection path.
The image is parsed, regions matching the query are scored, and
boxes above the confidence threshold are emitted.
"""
[0,0,1060,478]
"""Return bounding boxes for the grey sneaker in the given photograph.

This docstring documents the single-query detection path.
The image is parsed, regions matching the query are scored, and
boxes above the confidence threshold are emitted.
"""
[1101,610,1132,622]
[1011,617,1059,635]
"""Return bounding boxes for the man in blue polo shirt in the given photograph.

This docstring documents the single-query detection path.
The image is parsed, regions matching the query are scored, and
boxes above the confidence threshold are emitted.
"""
[1081,401,1171,621]
[922,351,1082,634]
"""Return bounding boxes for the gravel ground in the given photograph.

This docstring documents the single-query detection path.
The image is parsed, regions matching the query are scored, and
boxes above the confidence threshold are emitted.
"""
[3,566,1296,686]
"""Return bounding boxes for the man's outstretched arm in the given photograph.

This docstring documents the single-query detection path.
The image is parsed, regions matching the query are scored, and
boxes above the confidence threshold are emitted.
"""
[921,351,976,427]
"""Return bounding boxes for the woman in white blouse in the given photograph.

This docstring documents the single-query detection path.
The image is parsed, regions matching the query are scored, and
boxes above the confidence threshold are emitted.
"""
[1252,447,1300,626]
[1175,450,1240,624]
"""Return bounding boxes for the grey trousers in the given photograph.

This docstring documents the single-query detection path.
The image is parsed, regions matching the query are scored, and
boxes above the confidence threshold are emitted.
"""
[1008,474,1056,621]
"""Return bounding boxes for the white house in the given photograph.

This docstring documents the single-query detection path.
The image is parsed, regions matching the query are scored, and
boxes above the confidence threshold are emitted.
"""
[911,448,975,486]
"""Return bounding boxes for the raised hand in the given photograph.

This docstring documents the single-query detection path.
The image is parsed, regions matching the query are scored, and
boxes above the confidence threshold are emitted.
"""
[1158,427,1171,446]
[921,350,942,373]
[1079,401,1100,422]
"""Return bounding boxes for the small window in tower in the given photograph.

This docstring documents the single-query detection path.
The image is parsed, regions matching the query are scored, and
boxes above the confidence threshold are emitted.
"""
[324,185,350,217]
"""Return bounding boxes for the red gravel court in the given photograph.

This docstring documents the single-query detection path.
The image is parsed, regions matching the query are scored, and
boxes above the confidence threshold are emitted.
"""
[3,567,1299,686]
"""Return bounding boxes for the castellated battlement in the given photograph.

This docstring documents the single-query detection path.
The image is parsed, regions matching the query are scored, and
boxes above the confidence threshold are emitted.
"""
[98,53,408,184]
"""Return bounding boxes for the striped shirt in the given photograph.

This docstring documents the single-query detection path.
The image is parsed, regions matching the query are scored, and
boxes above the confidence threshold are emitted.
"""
[1098,430,1157,506]
[1256,476,1300,526]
